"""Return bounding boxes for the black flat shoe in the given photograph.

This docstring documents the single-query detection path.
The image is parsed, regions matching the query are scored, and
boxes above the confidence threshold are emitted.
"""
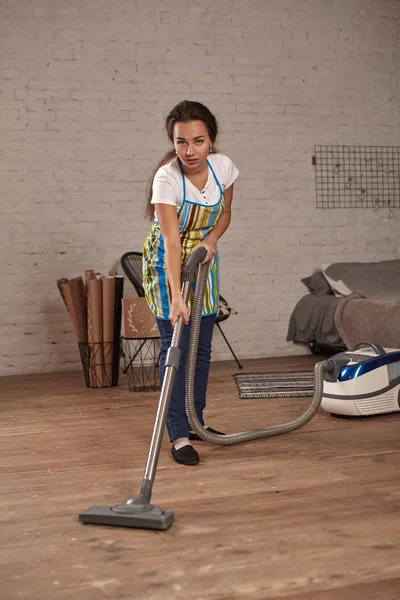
[188,427,225,441]
[171,444,200,466]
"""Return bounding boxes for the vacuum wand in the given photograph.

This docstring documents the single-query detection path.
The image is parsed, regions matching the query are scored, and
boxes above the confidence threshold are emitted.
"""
[78,247,207,530]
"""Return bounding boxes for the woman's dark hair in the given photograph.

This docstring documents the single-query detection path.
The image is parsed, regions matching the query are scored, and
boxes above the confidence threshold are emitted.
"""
[144,100,219,221]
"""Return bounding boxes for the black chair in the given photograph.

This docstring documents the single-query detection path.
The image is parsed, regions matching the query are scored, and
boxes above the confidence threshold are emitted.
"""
[120,251,243,370]
[119,251,159,374]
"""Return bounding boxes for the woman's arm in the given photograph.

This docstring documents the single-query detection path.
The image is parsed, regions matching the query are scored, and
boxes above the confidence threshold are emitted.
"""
[154,204,189,325]
[196,183,234,262]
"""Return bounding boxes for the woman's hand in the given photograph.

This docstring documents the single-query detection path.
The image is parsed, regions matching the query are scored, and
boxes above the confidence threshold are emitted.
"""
[193,239,217,264]
[169,296,190,327]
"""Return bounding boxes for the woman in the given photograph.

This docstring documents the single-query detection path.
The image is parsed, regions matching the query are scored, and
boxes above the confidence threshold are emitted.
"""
[143,100,239,466]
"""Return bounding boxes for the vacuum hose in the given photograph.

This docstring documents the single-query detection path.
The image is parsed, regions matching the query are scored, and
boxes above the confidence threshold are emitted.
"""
[185,254,331,445]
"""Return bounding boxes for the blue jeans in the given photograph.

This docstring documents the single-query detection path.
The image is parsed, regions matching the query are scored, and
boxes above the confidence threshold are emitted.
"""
[156,314,216,441]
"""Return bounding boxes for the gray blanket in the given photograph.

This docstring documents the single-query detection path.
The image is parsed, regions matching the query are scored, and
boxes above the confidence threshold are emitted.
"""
[287,293,343,347]
[335,294,400,349]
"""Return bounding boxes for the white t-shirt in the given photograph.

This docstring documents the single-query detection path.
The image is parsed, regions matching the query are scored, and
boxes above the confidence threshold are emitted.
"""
[151,153,239,214]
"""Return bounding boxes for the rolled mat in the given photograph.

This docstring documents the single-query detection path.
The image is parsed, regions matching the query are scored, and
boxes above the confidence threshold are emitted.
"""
[102,277,116,386]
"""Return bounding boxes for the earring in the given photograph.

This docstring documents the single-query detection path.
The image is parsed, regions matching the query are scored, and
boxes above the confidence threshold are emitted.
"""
[209,147,215,154]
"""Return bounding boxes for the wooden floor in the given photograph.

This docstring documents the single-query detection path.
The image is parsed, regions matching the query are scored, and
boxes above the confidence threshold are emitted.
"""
[1,354,400,600]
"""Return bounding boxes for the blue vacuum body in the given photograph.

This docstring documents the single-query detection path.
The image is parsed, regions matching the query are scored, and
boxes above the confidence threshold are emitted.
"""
[321,343,400,416]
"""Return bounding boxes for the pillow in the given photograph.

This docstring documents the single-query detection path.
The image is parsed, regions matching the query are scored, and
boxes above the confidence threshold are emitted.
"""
[322,270,352,297]
[301,270,333,296]
[323,261,400,300]
[322,262,372,297]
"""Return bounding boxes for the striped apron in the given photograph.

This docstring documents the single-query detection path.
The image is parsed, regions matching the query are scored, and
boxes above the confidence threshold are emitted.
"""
[143,158,225,320]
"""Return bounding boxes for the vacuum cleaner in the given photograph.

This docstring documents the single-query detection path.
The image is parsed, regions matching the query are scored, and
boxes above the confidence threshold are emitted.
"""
[79,248,399,531]
[321,342,400,417]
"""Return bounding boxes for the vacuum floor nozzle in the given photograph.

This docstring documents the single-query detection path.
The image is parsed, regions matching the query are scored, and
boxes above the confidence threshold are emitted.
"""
[79,503,174,530]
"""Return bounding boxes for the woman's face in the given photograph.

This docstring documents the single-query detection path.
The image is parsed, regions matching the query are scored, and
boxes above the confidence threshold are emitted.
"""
[173,120,212,173]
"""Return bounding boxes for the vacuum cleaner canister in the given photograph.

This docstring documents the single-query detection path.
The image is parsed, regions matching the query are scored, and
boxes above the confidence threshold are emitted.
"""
[321,343,400,417]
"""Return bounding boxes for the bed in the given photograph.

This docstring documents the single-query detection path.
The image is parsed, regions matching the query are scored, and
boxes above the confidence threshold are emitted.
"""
[287,260,400,354]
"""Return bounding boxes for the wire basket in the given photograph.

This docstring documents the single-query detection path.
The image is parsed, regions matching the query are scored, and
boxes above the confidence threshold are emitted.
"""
[78,340,121,388]
[121,337,161,392]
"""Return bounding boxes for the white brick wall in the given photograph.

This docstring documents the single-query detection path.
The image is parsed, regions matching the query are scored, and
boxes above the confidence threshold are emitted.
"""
[1,0,399,375]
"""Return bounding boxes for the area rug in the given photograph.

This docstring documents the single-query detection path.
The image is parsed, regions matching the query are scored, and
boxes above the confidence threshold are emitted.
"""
[232,370,314,399]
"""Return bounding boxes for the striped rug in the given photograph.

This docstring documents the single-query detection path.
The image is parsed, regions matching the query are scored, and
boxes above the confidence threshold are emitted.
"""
[232,370,315,399]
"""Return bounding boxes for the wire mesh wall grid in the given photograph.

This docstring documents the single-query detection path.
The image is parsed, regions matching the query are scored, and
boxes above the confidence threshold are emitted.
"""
[313,145,400,209]
[121,337,161,392]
